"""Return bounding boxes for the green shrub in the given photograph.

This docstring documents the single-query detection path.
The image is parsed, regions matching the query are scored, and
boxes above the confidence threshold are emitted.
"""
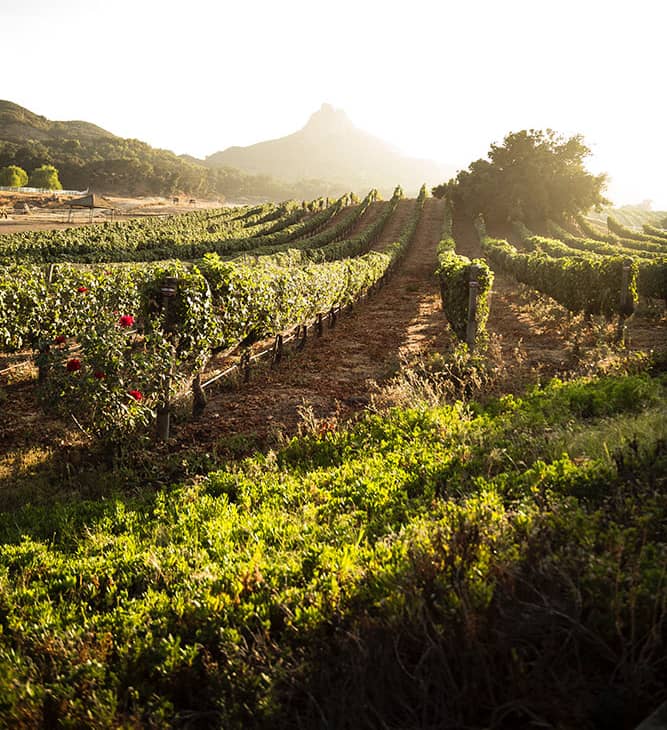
[0,164,28,187]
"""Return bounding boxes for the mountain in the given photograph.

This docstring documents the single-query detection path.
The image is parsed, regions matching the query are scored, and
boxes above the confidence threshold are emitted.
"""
[206,103,454,195]
[0,100,454,200]
[0,100,222,197]
[0,100,353,200]
[0,100,116,144]
[0,100,323,200]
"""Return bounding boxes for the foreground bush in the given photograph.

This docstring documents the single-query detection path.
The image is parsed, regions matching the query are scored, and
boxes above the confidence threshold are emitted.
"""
[0,373,665,728]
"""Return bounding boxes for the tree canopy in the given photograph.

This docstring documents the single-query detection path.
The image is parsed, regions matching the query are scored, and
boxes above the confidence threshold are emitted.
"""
[0,164,28,187]
[434,129,608,225]
[29,164,63,190]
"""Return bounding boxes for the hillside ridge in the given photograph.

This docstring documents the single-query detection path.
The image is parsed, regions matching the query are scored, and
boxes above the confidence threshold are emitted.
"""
[0,100,455,200]
[0,101,346,200]
[206,102,455,194]
[0,100,117,142]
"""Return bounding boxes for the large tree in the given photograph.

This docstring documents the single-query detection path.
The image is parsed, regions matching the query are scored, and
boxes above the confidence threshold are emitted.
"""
[0,164,28,187]
[28,164,63,190]
[435,129,608,225]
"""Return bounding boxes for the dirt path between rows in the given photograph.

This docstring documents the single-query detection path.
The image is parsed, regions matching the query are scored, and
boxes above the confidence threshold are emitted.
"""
[176,197,451,451]
[452,215,570,392]
[175,203,667,454]
[452,214,667,394]
[2,199,664,473]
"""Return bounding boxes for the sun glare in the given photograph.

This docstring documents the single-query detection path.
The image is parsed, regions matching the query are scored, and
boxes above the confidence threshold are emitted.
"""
[1,0,665,206]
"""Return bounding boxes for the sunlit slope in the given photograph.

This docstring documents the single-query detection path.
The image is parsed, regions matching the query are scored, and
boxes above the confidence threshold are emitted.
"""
[206,103,455,195]
[586,204,666,229]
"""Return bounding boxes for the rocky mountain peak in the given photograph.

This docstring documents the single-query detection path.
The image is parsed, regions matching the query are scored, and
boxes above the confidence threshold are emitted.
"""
[302,103,353,136]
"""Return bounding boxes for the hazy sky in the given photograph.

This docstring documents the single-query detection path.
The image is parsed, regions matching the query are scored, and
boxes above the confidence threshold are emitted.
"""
[2,0,665,208]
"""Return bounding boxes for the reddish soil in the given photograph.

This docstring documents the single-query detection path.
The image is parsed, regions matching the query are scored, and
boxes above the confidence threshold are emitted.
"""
[344,200,387,239]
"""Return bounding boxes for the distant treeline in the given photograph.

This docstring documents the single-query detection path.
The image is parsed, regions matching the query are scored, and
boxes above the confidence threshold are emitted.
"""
[0,137,348,201]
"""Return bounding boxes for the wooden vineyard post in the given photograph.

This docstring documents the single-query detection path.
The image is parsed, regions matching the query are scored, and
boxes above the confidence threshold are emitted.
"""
[329,306,337,329]
[241,350,251,383]
[616,260,634,344]
[466,264,480,351]
[37,264,58,383]
[296,324,307,351]
[272,334,283,367]
[316,313,324,337]
[191,372,207,418]
[156,276,178,442]
[36,341,50,384]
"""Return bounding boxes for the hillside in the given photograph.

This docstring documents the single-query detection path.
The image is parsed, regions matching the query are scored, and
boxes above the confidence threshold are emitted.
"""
[206,103,455,195]
[0,100,220,197]
[0,100,456,201]
[585,203,667,228]
[0,100,116,144]
[0,101,345,200]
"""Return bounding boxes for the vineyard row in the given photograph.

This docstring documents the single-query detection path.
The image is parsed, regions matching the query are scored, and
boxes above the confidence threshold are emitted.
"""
[1,187,425,442]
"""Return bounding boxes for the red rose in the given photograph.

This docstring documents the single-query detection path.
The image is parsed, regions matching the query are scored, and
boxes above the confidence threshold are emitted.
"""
[77,286,89,293]
[318,420,335,436]
[93,370,106,380]
[128,389,142,401]
[54,335,66,344]
[119,315,135,328]
[66,358,81,372]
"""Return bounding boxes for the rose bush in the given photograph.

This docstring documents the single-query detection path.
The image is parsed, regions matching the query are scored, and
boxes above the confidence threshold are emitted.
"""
[36,263,216,448]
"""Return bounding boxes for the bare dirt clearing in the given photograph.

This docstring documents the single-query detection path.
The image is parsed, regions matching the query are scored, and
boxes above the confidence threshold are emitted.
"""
[0,192,224,235]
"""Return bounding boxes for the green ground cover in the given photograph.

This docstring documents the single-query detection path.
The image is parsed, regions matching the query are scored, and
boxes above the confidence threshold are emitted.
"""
[0,372,665,728]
